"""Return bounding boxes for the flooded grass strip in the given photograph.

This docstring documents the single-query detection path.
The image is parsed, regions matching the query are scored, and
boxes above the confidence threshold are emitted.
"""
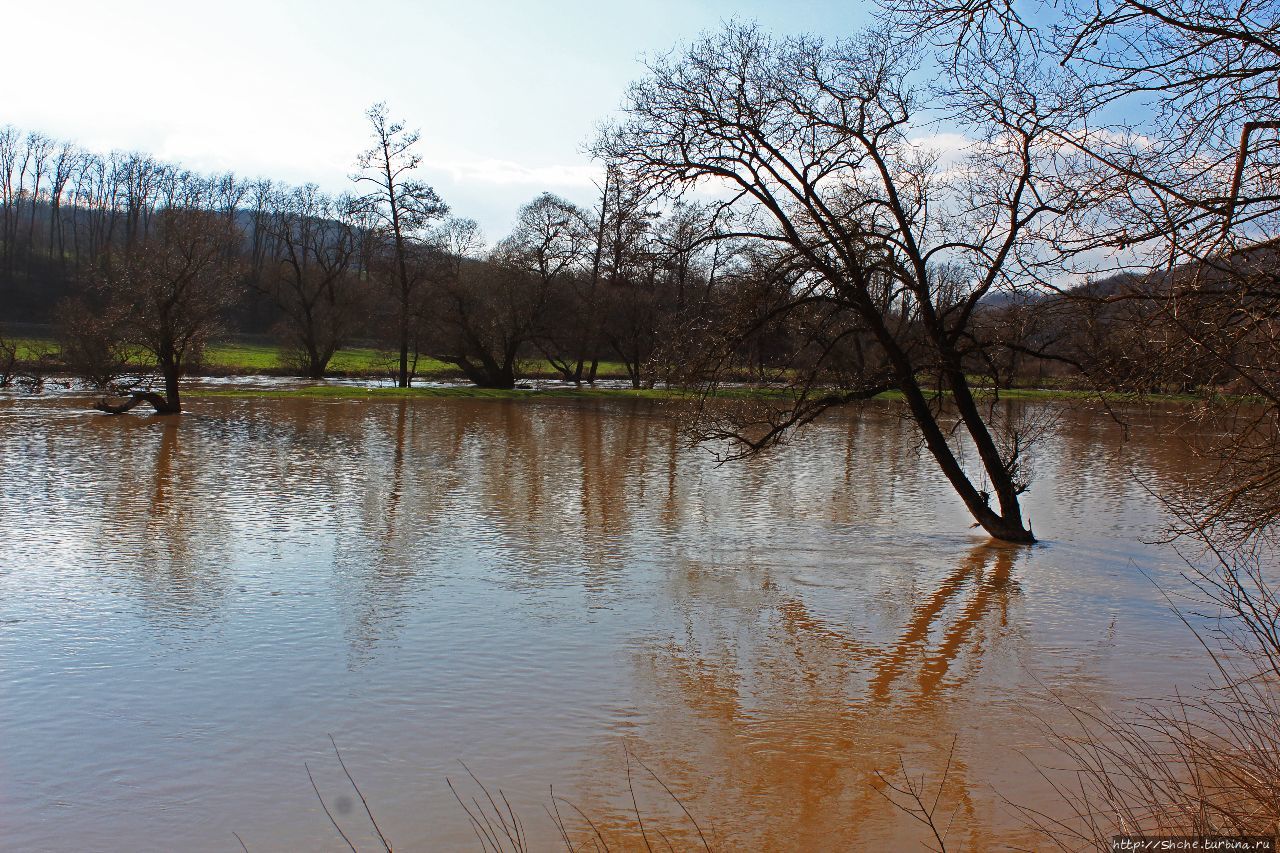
[183,383,1209,405]
[185,385,784,401]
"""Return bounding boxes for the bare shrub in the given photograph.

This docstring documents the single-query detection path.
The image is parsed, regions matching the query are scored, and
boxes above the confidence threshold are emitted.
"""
[57,298,138,390]
[0,333,59,391]
[875,736,962,853]
[1014,542,1280,849]
[295,742,717,853]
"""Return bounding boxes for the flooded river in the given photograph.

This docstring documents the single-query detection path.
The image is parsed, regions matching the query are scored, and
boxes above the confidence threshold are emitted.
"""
[0,391,1216,850]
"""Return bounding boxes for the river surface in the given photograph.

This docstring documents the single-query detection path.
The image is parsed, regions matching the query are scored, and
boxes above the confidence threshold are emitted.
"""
[0,390,1218,850]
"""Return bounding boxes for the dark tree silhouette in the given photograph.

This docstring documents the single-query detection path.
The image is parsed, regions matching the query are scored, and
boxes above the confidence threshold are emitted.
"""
[92,192,242,414]
[351,103,448,388]
[597,24,1101,542]
[258,184,364,378]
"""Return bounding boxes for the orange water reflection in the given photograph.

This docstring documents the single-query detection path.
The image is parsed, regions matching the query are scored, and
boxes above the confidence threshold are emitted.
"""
[0,394,1216,850]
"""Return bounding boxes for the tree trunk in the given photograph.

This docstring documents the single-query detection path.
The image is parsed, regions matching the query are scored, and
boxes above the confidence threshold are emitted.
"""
[398,287,410,388]
[898,377,1034,543]
[162,363,182,413]
[94,390,179,415]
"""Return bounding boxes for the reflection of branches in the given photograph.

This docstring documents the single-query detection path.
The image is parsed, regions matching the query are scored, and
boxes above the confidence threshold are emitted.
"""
[594,542,1026,846]
[135,419,226,612]
[864,544,1018,702]
[340,400,459,662]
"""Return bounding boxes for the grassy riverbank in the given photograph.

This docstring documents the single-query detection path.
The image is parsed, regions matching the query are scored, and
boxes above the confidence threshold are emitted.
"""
[8,335,1210,405]
[4,336,635,381]
[187,382,1206,405]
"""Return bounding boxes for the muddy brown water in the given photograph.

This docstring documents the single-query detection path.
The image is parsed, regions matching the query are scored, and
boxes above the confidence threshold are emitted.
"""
[0,391,1219,850]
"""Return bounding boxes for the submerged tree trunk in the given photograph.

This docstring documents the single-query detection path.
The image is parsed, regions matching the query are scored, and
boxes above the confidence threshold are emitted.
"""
[398,280,410,388]
[449,355,516,389]
[94,390,179,415]
[162,363,181,412]
[301,339,334,379]
[898,375,1034,543]
[96,361,183,415]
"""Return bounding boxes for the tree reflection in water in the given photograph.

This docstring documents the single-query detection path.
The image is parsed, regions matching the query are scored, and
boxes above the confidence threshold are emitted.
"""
[553,542,1035,850]
[0,394,1221,850]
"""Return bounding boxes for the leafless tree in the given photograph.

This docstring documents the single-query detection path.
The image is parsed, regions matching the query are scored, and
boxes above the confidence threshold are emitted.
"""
[889,0,1279,246]
[884,0,1280,546]
[91,180,243,414]
[47,140,84,266]
[859,4,1280,838]
[643,202,737,386]
[258,184,365,377]
[594,168,666,389]
[22,133,53,274]
[499,192,595,383]
[428,245,548,389]
[596,23,1100,541]
[351,102,449,388]
[56,296,135,390]
[503,175,695,389]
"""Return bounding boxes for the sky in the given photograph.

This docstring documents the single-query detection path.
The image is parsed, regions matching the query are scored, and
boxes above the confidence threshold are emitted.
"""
[6,0,874,241]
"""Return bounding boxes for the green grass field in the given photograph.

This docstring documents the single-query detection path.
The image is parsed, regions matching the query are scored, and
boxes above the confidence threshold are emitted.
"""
[10,338,56,361]
[6,336,633,379]
[200,342,407,373]
[205,343,632,378]
[206,343,636,379]
[6,334,1210,404]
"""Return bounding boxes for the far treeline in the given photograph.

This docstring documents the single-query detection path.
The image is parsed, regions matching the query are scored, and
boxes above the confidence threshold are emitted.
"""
[0,104,736,398]
[1,0,1278,547]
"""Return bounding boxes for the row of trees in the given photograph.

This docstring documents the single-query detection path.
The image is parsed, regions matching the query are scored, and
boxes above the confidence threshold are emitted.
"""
[585,3,1279,844]
[2,1,1276,547]
[585,0,1278,543]
[0,109,755,404]
[4,98,1254,415]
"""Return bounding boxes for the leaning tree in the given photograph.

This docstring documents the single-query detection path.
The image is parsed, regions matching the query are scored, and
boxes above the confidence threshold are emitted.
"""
[597,24,1098,542]
[880,0,1280,547]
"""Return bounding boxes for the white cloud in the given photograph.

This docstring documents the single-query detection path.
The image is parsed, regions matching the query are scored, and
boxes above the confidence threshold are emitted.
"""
[426,158,601,189]
[907,132,975,170]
